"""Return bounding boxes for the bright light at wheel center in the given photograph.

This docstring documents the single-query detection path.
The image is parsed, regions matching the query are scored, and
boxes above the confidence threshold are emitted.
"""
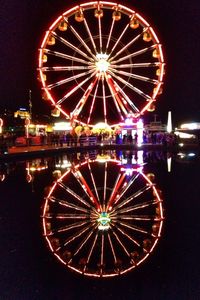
[95,53,110,73]
[97,212,111,230]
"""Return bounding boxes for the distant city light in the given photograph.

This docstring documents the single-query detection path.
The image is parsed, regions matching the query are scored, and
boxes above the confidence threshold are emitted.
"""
[174,131,195,139]
[188,153,195,157]
[180,122,200,130]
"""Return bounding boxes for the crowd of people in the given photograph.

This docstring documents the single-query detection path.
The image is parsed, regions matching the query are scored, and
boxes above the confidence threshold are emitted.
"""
[0,129,184,154]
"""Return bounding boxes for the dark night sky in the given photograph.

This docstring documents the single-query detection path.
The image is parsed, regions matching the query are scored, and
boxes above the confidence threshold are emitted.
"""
[1,0,200,126]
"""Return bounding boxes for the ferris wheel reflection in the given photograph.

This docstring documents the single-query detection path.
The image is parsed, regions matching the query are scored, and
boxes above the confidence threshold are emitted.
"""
[42,152,164,278]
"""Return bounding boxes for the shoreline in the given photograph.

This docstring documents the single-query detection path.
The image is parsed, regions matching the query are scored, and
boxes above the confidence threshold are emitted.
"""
[0,142,199,161]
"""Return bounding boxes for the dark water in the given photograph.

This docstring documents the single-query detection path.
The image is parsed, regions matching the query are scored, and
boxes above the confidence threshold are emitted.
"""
[0,149,200,300]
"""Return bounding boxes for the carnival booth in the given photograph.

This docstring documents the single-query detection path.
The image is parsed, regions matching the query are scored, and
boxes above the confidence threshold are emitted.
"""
[119,118,144,145]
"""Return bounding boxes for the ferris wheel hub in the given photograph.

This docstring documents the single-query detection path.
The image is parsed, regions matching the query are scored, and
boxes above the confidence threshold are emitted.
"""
[97,211,111,230]
[95,53,110,73]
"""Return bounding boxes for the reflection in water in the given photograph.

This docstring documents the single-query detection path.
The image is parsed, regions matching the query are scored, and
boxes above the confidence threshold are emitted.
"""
[1,149,200,280]
[1,148,198,276]
[26,159,48,184]
[42,152,164,278]
[0,149,198,185]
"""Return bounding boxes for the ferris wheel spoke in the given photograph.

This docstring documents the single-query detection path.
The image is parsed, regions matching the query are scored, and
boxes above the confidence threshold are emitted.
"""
[52,31,94,62]
[111,62,161,69]
[114,214,155,221]
[117,220,149,235]
[117,173,140,201]
[105,75,128,118]
[101,77,107,124]
[108,69,152,100]
[69,224,98,262]
[43,48,93,65]
[66,21,97,60]
[106,18,115,51]
[98,14,103,52]
[83,232,98,273]
[46,68,95,89]
[40,65,94,72]
[103,161,108,208]
[114,81,146,113]
[51,220,90,235]
[57,70,97,105]
[116,199,161,215]
[111,44,156,65]
[106,173,127,211]
[112,79,140,113]
[72,75,98,118]
[107,72,141,117]
[113,224,141,247]
[87,162,101,208]
[108,90,126,120]
[71,169,100,211]
[109,68,159,84]
[107,173,123,210]
[45,213,90,220]
[111,185,152,214]
[99,234,105,275]
[48,195,89,213]
[109,29,145,62]
[111,229,131,258]
[107,233,118,265]
[63,223,95,248]
[58,181,92,209]
[107,74,141,113]
[108,173,140,210]
[108,23,129,58]
[87,77,100,124]
[115,173,140,204]
[83,18,97,54]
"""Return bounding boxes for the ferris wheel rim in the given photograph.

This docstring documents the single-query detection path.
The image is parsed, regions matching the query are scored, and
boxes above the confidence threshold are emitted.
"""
[42,158,164,277]
[38,1,165,126]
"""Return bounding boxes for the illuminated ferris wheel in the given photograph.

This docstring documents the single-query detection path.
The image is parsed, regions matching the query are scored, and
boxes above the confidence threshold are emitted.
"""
[38,1,165,126]
[42,157,164,277]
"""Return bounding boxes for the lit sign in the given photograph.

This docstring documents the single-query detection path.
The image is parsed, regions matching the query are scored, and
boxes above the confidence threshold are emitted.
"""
[97,212,111,230]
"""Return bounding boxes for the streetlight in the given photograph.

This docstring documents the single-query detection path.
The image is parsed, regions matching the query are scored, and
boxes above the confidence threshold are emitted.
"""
[25,117,30,145]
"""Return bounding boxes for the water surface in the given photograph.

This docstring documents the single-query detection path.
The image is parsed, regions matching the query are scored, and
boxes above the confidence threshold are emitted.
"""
[0,149,199,299]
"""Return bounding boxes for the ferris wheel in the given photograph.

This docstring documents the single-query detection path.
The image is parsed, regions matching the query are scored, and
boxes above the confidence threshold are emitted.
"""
[38,1,165,126]
[42,156,164,277]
